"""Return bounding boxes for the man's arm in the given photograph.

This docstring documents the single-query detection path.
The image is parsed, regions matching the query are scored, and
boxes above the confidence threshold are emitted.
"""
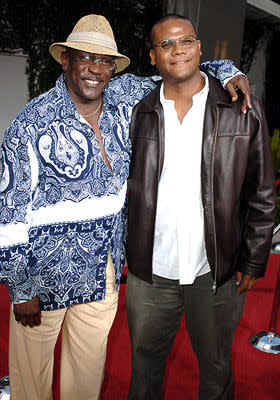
[0,119,40,326]
[200,59,252,113]
[111,59,251,113]
[236,97,276,293]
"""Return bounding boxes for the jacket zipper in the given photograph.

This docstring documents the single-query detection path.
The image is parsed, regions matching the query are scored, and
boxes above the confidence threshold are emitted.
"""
[149,107,163,283]
[211,107,220,294]
[155,107,163,183]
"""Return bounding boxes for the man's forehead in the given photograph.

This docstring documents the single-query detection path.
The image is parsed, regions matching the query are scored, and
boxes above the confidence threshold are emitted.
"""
[153,19,195,40]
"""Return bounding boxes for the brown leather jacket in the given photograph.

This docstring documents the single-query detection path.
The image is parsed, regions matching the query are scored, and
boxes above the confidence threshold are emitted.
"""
[127,74,276,290]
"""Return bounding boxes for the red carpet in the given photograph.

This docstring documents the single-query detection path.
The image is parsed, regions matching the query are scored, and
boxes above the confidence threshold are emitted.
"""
[1,257,280,399]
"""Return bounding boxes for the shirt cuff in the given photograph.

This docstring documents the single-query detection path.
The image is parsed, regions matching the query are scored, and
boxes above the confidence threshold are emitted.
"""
[11,300,26,312]
[222,72,246,88]
[12,300,27,305]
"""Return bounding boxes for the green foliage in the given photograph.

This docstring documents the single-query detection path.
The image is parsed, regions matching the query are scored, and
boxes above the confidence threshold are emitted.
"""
[276,195,280,226]
[270,128,280,226]
[0,0,164,99]
[271,128,280,178]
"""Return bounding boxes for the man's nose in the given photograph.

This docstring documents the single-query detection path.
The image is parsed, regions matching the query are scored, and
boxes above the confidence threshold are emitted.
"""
[171,41,186,55]
[87,61,103,73]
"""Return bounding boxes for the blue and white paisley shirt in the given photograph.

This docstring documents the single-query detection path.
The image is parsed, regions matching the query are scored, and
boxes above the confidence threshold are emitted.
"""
[0,60,240,310]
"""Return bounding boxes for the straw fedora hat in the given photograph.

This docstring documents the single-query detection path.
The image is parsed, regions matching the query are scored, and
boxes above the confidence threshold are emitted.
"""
[49,14,130,73]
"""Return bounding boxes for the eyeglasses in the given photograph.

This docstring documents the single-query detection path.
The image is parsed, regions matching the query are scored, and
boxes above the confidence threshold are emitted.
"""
[70,53,116,70]
[153,35,197,51]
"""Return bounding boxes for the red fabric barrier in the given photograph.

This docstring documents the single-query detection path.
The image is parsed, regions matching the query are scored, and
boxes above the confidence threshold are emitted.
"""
[1,256,280,399]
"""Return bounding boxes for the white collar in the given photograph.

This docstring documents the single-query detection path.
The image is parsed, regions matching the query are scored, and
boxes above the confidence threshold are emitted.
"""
[160,71,209,105]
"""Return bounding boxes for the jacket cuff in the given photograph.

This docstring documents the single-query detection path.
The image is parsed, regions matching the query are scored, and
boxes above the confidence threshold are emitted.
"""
[237,261,267,278]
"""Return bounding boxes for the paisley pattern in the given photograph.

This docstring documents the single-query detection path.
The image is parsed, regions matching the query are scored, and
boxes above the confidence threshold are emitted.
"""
[201,59,242,86]
[38,123,89,179]
[27,214,125,310]
[0,61,241,309]
[0,244,36,302]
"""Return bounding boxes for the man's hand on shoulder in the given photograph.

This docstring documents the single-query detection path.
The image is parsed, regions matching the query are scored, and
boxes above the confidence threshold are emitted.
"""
[13,295,41,328]
[225,75,252,115]
[236,272,258,295]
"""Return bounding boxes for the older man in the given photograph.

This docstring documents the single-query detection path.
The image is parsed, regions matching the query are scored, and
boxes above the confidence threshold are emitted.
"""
[0,13,250,400]
[126,14,276,400]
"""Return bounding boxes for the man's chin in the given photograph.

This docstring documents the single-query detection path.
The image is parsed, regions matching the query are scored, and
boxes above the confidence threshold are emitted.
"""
[169,69,199,84]
[80,87,103,102]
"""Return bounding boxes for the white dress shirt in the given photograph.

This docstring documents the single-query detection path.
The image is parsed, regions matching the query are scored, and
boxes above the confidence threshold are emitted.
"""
[152,72,211,284]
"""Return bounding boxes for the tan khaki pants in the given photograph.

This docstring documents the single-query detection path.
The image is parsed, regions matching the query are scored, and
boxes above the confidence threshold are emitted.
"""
[9,254,118,400]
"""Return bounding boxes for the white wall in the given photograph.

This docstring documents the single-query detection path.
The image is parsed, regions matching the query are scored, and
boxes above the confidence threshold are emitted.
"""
[0,54,28,144]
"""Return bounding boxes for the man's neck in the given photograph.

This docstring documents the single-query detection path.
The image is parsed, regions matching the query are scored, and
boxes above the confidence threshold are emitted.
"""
[163,73,205,124]
[163,72,205,101]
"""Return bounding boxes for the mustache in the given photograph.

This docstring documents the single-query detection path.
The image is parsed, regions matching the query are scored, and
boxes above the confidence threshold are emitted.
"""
[81,74,104,82]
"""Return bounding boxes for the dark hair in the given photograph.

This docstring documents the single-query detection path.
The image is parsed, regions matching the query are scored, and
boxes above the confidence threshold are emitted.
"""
[150,14,197,48]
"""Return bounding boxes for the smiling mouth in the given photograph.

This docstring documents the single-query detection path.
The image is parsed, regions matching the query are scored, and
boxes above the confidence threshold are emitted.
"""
[83,78,103,87]
[171,59,190,65]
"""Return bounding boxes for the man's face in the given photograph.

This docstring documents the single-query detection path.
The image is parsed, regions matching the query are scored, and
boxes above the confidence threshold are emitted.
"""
[150,19,201,84]
[61,49,114,104]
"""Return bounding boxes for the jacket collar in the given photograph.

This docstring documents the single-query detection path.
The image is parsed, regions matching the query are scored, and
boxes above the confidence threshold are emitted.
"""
[137,73,234,113]
[207,73,234,107]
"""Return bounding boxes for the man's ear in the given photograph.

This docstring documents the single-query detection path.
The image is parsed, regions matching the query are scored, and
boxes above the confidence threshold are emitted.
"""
[61,51,68,72]
[197,40,202,56]
[149,49,156,66]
